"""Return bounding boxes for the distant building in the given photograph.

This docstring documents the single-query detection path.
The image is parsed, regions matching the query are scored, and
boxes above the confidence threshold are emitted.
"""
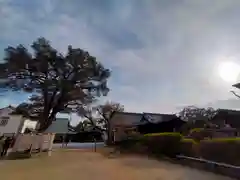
[138,113,185,134]
[109,112,186,142]
[211,109,240,129]
[0,106,38,136]
[44,117,74,134]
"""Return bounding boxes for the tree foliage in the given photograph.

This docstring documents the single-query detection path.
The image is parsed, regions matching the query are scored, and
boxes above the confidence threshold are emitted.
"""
[0,38,110,131]
[79,101,124,144]
[178,106,217,122]
[74,120,91,132]
[77,101,124,135]
[178,106,218,133]
[95,101,124,131]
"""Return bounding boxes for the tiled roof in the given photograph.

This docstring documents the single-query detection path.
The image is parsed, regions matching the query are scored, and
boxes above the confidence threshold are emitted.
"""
[111,111,179,125]
[215,109,240,115]
[0,105,16,111]
[141,113,178,124]
[212,109,240,128]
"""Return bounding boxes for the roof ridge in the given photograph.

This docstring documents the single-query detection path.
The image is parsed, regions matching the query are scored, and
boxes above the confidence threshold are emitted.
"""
[114,111,142,115]
[143,112,176,116]
[0,105,16,111]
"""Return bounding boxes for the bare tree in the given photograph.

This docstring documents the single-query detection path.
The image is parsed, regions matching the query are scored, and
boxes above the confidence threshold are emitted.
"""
[77,101,124,144]
[178,106,217,122]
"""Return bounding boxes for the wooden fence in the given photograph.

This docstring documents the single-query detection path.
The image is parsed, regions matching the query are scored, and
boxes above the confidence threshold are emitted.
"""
[11,133,55,155]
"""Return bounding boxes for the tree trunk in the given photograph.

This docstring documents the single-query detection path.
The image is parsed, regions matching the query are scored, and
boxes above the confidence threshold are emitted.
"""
[106,121,113,145]
[38,116,54,132]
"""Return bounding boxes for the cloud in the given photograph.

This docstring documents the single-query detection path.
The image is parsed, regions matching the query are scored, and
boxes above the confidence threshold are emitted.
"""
[1,0,240,121]
[207,98,240,110]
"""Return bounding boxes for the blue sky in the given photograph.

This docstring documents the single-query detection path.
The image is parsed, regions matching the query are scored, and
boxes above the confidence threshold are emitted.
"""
[2,0,240,125]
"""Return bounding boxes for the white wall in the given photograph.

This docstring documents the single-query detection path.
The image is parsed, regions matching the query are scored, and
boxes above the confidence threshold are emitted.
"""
[0,114,23,135]
[21,119,38,133]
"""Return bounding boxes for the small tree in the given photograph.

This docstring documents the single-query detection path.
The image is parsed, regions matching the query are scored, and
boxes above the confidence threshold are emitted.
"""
[179,106,216,122]
[78,101,124,144]
[74,120,91,132]
[178,106,217,133]
[96,101,124,126]
[0,38,110,131]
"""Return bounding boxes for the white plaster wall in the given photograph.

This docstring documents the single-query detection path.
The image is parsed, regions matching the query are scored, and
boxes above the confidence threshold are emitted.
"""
[0,115,23,135]
[21,119,38,133]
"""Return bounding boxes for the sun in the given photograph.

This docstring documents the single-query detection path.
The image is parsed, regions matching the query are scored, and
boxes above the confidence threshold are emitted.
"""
[218,61,240,83]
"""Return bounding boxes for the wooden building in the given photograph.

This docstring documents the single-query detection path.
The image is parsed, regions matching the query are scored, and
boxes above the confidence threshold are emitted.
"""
[109,112,186,142]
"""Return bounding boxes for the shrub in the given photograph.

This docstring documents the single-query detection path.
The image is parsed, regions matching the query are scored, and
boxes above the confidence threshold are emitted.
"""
[143,132,182,157]
[144,132,183,137]
[190,128,204,133]
[188,129,212,142]
[179,138,198,157]
[117,135,148,153]
[199,138,240,166]
[203,137,240,142]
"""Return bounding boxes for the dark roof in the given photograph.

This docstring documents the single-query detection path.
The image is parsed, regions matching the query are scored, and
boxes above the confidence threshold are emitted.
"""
[141,113,178,124]
[0,105,16,111]
[113,111,177,119]
[113,111,142,116]
[215,109,240,116]
[212,109,240,128]
[111,111,182,126]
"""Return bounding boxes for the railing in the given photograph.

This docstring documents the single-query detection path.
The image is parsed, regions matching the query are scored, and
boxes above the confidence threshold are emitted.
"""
[176,155,240,178]
[176,155,240,169]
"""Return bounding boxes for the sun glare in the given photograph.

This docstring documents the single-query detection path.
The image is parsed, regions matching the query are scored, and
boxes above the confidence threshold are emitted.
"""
[218,61,240,83]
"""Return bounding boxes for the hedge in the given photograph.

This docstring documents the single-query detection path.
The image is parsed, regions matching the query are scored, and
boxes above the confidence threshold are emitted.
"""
[202,137,240,142]
[199,138,240,165]
[179,137,240,165]
[144,132,183,137]
[190,128,204,133]
[178,138,198,157]
[118,132,182,157]
[116,132,240,166]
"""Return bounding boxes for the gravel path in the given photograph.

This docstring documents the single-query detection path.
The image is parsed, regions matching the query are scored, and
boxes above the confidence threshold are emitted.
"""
[0,150,235,180]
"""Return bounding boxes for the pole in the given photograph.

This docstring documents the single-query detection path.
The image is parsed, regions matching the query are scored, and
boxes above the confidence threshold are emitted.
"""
[94,137,96,152]
[69,113,72,123]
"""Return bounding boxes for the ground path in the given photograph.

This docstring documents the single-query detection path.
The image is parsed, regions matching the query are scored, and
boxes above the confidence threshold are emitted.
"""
[0,149,234,180]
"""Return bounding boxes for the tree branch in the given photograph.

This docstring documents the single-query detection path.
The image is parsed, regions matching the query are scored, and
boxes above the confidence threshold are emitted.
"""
[230,90,240,99]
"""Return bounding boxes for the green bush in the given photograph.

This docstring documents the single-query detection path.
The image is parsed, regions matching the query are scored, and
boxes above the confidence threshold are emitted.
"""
[117,135,148,153]
[179,138,198,157]
[203,137,240,142]
[143,132,182,157]
[117,133,183,157]
[199,138,240,165]
[144,132,183,137]
[188,129,212,142]
[190,128,204,133]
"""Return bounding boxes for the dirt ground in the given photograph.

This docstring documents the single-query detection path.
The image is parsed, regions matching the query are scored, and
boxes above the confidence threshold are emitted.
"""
[0,149,234,180]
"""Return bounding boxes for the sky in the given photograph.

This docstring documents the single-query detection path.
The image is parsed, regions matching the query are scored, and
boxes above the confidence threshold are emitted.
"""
[2,0,240,125]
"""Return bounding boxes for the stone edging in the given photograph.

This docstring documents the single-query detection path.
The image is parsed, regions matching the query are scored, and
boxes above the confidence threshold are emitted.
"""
[169,156,240,179]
